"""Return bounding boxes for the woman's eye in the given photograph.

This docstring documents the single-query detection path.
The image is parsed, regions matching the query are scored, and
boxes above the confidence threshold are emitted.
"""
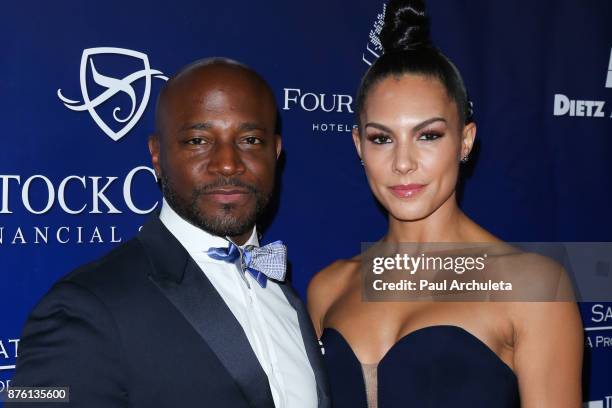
[418,132,443,141]
[368,134,392,144]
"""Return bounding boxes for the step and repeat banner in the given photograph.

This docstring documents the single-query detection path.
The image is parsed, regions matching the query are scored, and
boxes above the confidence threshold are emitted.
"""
[1,0,611,405]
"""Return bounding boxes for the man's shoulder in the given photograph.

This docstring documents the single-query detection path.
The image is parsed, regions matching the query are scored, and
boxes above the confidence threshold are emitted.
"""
[61,237,150,292]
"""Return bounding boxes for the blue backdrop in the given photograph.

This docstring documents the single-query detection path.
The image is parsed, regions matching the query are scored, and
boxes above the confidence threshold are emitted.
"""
[1,0,611,405]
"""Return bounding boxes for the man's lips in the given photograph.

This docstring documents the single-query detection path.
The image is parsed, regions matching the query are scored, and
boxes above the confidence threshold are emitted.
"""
[203,188,251,203]
[388,184,427,199]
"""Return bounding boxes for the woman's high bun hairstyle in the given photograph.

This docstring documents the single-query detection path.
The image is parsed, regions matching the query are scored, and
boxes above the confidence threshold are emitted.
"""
[356,0,473,129]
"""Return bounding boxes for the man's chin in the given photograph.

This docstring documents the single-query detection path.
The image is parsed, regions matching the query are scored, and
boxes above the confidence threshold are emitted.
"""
[193,207,257,237]
[198,221,254,239]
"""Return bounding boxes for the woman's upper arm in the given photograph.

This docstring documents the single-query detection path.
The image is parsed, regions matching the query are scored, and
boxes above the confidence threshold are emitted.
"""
[512,300,583,408]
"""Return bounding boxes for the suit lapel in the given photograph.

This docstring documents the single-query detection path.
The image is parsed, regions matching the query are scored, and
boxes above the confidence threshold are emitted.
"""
[138,215,274,408]
[278,283,331,408]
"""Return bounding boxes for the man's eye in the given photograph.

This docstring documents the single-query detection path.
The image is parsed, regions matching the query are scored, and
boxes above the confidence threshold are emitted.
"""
[243,136,262,145]
[186,138,206,145]
[368,134,392,144]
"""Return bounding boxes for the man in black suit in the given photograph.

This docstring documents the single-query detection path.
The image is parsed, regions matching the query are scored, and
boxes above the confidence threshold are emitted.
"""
[9,58,330,408]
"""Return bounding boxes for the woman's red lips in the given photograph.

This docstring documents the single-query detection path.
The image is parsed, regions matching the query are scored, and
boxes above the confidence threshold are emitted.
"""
[389,184,426,199]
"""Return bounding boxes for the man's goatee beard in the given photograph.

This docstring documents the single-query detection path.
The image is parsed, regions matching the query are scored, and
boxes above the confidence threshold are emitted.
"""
[161,173,271,238]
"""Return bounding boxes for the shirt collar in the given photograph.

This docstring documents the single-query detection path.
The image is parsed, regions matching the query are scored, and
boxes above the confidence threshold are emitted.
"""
[159,198,259,257]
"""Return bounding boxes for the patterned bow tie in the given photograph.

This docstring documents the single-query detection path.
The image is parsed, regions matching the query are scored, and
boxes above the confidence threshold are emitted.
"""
[206,240,287,288]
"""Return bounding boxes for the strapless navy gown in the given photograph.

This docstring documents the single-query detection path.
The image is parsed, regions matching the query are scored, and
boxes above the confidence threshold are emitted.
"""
[321,325,520,407]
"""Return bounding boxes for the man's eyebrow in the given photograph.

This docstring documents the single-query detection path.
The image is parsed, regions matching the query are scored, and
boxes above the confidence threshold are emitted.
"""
[179,122,213,132]
[178,122,267,132]
[239,122,266,132]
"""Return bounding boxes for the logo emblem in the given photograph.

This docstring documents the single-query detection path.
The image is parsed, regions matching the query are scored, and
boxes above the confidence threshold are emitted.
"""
[57,47,167,141]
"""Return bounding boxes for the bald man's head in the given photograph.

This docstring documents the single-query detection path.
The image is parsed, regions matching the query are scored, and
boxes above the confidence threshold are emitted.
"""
[148,57,281,244]
[154,58,278,139]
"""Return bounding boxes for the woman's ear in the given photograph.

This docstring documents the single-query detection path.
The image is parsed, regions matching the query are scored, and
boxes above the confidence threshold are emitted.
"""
[352,127,363,160]
[460,122,477,159]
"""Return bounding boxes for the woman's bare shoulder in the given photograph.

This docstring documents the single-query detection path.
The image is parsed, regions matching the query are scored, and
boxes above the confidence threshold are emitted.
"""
[307,256,361,333]
[308,256,361,299]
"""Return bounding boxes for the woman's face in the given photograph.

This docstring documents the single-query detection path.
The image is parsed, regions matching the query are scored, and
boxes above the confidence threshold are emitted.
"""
[354,74,476,222]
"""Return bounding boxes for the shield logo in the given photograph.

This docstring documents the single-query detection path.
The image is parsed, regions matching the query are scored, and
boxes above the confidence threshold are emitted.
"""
[58,47,167,141]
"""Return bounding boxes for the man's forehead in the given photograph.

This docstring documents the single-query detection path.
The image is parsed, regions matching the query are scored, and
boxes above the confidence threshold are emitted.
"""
[180,86,267,110]
[155,59,277,135]
[179,120,270,133]
[166,63,271,100]
[165,86,275,123]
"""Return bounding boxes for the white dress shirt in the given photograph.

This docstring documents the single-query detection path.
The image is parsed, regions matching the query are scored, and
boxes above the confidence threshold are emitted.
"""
[159,199,317,408]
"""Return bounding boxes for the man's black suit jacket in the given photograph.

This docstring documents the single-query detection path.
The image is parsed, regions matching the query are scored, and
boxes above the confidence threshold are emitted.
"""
[9,215,330,407]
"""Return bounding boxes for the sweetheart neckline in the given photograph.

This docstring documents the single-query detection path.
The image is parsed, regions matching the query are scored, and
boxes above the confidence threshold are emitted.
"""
[321,324,517,379]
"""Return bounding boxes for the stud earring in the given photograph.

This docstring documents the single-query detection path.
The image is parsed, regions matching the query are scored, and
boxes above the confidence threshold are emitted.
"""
[460,155,469,163]
[360,159,364,166]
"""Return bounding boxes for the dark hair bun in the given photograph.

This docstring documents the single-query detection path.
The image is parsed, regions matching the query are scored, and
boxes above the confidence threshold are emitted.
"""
[380,0,432,53]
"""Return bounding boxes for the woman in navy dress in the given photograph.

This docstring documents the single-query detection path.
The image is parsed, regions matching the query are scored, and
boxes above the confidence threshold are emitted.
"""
[307,1,583,407]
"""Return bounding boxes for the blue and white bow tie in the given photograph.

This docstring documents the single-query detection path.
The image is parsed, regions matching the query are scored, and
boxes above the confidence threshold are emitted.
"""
[206,240,287,288]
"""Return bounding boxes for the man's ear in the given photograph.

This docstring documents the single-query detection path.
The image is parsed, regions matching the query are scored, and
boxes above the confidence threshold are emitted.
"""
[275,134,282,159]
[460,122,477,159]
[148,134,161,178]
[352,127,363,161]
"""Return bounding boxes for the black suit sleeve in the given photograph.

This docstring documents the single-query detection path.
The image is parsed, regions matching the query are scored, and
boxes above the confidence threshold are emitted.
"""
[8,281,129,408]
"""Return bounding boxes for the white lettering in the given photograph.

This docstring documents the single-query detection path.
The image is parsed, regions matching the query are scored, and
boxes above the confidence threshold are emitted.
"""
[0,380,11,393]
[606,47,612,88]
[90,177,121,214]
[553,94,605,117]
[9,339,19,357]
[282,88,354,113]
[57,226,70,244]
[554,94,570,116]
[0,167,157,215]
[594,101,605,117]
[76,226,83,244]
[0,340,8,359]
[90,227,103,243]
[22,175,54,214]
[34,226,49,244]
[592,304,612,323]
[58,176,87,214]
[282,88,301,110]
[0,175,20,213]
[12,228,25,244]
[123,166,158,214]
[301,93,319,111]
[337,94,354,113]
[110,226,121,243]
[319,94,336,113]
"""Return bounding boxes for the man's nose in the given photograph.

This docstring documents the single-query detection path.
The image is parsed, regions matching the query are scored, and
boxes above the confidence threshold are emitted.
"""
[207,142,246,176]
